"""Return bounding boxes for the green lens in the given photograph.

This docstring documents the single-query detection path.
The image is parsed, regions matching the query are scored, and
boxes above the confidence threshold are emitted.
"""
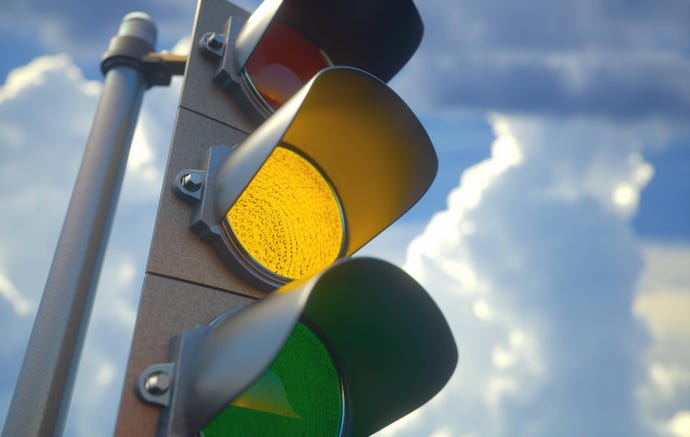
[202,322,345,436]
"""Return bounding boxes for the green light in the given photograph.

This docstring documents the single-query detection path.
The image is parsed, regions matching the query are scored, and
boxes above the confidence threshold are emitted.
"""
[202,322,345,436]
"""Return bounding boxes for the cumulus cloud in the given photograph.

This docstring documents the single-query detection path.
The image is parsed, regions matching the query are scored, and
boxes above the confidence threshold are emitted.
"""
[635,244,690,436]
[393,0,690,119]
[0,271,32,317]
[381,113,663,436]
[667,411,690,437]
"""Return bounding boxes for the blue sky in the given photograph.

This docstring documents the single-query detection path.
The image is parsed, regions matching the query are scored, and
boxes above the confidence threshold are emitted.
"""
[1,0,689,436]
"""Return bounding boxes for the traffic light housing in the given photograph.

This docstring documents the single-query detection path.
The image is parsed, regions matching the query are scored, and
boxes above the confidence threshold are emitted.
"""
[137,258,457,436]
[207,0,423,116]
[175,66,436,289]
[115,0,458,435]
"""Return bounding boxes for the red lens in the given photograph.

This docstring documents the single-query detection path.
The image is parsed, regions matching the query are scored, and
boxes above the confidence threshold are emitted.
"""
[244,23,331,111]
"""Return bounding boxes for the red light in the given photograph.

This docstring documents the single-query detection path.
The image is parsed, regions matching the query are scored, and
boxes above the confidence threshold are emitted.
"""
[244,23,331,111]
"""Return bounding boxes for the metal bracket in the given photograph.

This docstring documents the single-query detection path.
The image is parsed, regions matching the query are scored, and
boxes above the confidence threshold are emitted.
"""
[176,145,280,291]
[101,34,188,87]
[142,52,188,86]
[195,14,267,124]
[214,16,247,91]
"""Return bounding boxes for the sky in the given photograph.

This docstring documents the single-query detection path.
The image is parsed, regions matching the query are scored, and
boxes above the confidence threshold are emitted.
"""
[0,0,689,436]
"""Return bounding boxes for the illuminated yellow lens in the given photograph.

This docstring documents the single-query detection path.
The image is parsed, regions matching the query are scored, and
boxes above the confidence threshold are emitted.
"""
[226,146,344,280]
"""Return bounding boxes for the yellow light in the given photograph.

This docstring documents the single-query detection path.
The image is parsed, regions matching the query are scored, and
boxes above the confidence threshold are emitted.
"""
[226,146,344,281]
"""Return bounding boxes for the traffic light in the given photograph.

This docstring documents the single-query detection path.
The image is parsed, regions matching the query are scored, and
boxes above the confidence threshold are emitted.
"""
[137,258,456,436]
[174,66,436,290]
[114,0,458,435]
[204,0,423,116]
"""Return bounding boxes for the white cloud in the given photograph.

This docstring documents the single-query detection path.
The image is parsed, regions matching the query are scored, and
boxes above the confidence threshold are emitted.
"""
[95,361,117,388]
[375,113,665,436]
[484,376,518,408]
[667,411,690,437]
[171,35,192,55]
[634,243,690,435]
[0,55,98,102]
[648,364,690,401]
[0,270,33,316]
[430,427,455,437]
[445,120,523,211]
[473,299,493,321]
[127,126,157,179]
[492,345,517,370]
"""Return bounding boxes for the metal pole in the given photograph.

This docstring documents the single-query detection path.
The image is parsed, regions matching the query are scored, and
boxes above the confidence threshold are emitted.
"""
[2,13,157,437]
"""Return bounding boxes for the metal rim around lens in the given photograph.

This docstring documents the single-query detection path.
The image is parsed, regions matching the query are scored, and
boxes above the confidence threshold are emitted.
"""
[238,23,334,115]
[200,319,348,436]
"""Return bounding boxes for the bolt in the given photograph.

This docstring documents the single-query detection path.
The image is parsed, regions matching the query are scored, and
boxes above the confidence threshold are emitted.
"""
[144,371,170,396]
[181,172,203,192]
[205,32,224,49]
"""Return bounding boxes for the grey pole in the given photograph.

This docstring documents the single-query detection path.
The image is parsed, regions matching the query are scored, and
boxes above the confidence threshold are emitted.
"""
[2,13,157,437]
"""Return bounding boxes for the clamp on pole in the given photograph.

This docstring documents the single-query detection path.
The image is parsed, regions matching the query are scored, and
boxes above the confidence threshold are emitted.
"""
[101,13,187,86]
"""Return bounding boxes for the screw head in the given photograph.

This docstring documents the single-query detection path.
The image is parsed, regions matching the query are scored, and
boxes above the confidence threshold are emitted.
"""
[181,172,203,192]
[144,371,170,396]
[206,32,224,49]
